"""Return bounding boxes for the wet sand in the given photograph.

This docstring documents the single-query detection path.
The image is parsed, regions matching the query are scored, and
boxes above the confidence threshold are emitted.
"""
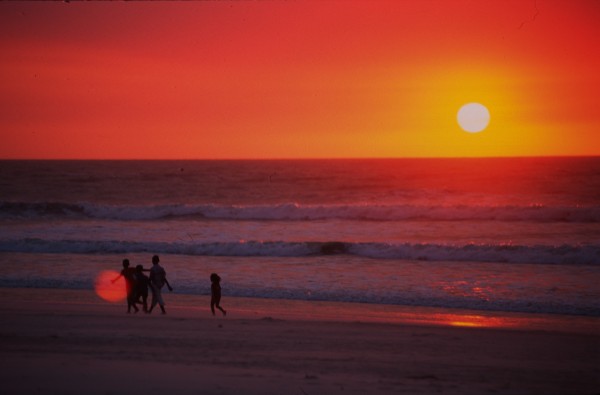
[0,288,598,394]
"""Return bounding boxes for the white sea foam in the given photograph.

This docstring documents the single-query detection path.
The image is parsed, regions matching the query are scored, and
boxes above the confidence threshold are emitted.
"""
[2,158,599,317]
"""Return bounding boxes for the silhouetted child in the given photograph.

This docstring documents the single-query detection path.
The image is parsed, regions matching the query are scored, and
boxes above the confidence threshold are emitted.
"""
[210,273,226,316]
[134,265,150,313]
[112,259,139,313]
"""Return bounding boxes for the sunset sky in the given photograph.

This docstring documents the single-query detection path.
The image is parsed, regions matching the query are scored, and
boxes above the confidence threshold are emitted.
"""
[1,1,599,159]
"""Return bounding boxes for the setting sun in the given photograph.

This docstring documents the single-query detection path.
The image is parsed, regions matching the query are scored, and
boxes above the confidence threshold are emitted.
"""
[457,103,490,133]
[1,2,599,394]
[1,1,599,159]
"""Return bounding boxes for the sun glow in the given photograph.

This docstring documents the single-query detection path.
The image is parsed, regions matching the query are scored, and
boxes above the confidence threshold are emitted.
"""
[1,2,599,158]
[457,103,490,133]
[94,270,126,303]
[400,61,543,158]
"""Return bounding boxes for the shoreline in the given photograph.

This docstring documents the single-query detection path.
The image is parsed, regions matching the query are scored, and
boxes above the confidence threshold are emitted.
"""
[3,287,599,335]
[1,287,598,394]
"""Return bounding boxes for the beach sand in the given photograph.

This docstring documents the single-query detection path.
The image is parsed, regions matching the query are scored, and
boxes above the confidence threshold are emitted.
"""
[0,288,598,395]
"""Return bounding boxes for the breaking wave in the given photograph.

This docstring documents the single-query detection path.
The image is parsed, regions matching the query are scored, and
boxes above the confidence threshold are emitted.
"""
[1,238,598,265]
[1,201,599,222]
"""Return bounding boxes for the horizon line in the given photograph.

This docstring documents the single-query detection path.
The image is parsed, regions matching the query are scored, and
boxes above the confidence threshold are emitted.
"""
[1,154,599,161]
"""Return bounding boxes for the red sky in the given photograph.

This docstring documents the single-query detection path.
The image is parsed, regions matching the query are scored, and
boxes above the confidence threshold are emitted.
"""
[1,1,599,159]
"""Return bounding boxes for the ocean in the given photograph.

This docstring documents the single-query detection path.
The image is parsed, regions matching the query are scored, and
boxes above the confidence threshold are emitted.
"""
[1,158,599,316]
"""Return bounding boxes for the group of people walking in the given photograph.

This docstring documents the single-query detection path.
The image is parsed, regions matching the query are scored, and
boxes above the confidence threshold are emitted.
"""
[112,254,226,317]
[113,255,173,314]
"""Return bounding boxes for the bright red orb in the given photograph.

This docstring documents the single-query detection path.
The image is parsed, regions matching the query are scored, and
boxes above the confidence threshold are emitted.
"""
[94,270,126,303]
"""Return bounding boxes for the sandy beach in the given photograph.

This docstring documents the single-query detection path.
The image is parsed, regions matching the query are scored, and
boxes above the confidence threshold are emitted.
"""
[0,288,598,395]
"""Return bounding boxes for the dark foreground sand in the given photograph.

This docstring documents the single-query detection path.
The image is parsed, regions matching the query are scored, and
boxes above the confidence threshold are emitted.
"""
[0,288,598,395]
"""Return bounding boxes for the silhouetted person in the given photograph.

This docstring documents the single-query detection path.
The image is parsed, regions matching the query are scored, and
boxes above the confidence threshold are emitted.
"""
[148,255,173,314]
[210,273,226,316]
[112,258,139,313]
[134,264,150,313]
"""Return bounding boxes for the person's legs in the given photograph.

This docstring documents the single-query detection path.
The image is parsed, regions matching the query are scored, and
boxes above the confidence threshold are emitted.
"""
[212,296,226,316]
[148,285,157,313]
[216,302,226,316]
[151,287,165,314]
[156,290,167,314]
[141,291,148,313]
[127,292,139,313]
[125,284,133,313]
[155,287,164,306]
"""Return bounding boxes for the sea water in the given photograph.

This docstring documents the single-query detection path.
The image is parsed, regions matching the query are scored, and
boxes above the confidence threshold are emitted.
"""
[0,158,599,316]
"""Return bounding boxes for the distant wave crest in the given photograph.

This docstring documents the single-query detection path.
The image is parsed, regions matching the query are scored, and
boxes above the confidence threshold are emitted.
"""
[1,238,598,265]
[1,201,599,223]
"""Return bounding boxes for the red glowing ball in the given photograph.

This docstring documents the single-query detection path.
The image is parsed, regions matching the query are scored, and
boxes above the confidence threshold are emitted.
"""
[94,270,126,303]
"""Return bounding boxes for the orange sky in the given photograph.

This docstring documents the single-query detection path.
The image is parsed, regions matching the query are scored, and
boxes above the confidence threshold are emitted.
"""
[1,1,599,159]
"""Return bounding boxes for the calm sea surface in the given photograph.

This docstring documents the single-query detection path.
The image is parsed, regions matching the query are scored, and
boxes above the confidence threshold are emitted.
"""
[1,158,599,316]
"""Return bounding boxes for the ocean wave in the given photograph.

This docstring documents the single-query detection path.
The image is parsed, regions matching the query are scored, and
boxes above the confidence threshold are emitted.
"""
[1,239,598,265]
[1,201,599,222]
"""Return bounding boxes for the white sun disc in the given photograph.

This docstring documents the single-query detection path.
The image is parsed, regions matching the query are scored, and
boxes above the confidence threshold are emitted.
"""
[457,103,490,133]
